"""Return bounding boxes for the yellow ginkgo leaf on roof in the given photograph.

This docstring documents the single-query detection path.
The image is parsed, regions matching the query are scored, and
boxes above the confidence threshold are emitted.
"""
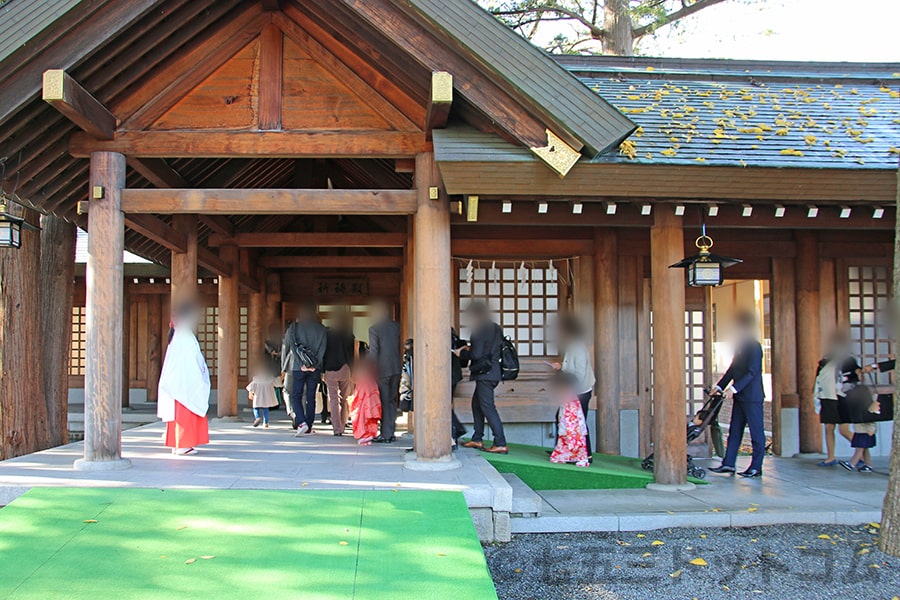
[645,66,655,71]
[694,157,707,163]
[804,135,818,146]
[619,140,638,159]
[634,126,644,137]
[889,147,900,155]
[780,149,804,157]
[775,128,790,136]
[689,558,708,566]
[661,148,678,157]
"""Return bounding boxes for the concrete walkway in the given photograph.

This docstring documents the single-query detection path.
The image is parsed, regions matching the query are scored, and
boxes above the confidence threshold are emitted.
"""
[0,414,888,539]
[512,455,888,533]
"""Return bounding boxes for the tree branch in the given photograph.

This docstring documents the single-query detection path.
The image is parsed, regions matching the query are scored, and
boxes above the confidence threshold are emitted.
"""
[632,0,728,38]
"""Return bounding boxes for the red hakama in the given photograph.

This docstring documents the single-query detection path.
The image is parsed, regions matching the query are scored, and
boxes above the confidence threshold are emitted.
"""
[351,378,382,443]
[165,401,209,449]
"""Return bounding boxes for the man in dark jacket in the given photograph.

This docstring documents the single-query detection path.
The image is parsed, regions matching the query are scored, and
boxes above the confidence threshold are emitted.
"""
[461,301,508,454]
[710,310,766,478]
[282,303,327,435]
[451,328,469,443]
[368,300,402,443]
[323,310,355,436]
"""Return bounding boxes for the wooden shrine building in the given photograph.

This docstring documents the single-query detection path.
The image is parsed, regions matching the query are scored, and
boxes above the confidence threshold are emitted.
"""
[0,0,897,484]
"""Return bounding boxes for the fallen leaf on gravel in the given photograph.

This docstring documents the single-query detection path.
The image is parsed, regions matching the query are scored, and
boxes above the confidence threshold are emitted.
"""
[712,508,721,512]
[670,569,682,578]
[556,545,568,550]
[870,564,881,569]
[642,552,652,558]
[636,534,645,538]
[185,559,196,565]
[689,558,708,566]
[700,534,707,539]
[301,483,309,487]
[869,522,881,528]
[616,540,631,546]
[200,556,215,560]
[83,520,97,524]
[652,540,665,546]
[750,503,760,507]
[817,534,831,539]
[858,549,870,555]
[750,539,758,543]
[795,546,807,549]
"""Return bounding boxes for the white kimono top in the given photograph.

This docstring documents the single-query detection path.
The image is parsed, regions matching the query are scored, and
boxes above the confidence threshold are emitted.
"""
[157,325,210,422]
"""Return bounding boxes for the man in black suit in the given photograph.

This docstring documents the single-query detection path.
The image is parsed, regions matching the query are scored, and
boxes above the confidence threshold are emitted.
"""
[710,310,766,478]
[461,301,508,454]
[368,300,402,443]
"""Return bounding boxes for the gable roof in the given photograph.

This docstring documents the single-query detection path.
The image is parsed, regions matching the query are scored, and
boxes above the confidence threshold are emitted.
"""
[396,0,635,156]
[562,55,900,169]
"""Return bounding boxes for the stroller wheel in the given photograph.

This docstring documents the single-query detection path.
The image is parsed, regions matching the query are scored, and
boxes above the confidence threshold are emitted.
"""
[693,468,706,479]
[641,458,654,472]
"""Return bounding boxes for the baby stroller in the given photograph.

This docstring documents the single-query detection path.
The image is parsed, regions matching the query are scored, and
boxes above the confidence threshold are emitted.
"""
[641,392,726,479]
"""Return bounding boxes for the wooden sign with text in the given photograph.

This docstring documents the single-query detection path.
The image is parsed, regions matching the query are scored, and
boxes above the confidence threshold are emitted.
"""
[313,279,368,297]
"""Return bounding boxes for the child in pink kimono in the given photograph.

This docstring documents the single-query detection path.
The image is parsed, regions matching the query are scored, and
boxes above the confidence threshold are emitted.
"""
[351,361,382,445]
[550,373,590,467]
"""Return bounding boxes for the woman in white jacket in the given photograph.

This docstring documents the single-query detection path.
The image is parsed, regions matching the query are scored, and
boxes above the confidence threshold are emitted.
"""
[550,315,596,458]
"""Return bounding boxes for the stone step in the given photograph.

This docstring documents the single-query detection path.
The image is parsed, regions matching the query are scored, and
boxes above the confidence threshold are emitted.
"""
[501,472,542,517]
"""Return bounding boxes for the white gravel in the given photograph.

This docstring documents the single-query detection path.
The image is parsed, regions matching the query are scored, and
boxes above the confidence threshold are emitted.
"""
[484,524,900,600]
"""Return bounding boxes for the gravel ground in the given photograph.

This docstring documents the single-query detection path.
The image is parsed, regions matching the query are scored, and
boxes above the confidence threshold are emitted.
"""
[484,524,900,600]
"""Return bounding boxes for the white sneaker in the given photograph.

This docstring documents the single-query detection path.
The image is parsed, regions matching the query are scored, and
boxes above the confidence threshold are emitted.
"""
[295,423,309,437]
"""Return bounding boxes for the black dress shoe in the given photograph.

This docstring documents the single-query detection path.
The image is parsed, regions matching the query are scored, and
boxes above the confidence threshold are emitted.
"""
[738,468,762,478]
[709,465,736,474]
[374,435,396,444]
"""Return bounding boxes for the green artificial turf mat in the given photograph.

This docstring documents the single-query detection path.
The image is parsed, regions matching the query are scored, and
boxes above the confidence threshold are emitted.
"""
[0,488,497,600]
[478,442,706,490]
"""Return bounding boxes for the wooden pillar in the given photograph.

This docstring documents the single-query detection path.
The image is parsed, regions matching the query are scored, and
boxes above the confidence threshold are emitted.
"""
[0,205,50,459]
[649,210,687,486]
[217,244,240,418]
[265,272,281,335]
[121,281,131,408]
[248,270,268,387]
[795,231,822,453]
[171,214,198,309]
[40,214,76,447]
[146,294,163,402]
[594,228,620,455]
[772,257,798,456]
[412,153,452,462]
[402,216,416,341]
[77,151,130,469]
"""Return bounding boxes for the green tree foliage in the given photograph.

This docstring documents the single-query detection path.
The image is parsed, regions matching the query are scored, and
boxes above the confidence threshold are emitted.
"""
[480,0,732,56]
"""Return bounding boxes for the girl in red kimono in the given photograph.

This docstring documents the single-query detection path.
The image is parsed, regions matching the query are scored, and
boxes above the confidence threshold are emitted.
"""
[351,361,382,445]
[549,373,590,467]
[158,303,210,455]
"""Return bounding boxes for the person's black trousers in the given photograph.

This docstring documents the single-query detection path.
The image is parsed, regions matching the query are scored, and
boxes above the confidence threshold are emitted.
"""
[451,380,467,440]
[378,374,401,439]
[471,379,506,447]
[723,399,765,471]
[578,390,593,457]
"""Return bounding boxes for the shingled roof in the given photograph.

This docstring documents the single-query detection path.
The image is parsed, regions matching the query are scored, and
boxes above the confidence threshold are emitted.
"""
[559,55,900,169]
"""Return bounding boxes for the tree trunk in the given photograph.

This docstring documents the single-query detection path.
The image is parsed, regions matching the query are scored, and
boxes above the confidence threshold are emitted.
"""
[40,214,76,447]
[602,0,634,56]
[0,206,51,459]
[879,169,900,556]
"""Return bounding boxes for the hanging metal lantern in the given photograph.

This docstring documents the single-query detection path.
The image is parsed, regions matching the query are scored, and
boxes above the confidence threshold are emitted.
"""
[669,225,741,287]
[0,200,37,249]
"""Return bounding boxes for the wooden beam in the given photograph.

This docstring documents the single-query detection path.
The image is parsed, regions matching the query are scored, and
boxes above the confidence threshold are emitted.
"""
[120,188,418,215]
[200,216,235,238]
[69,130,429,159]
[258,22,283,131]
[124,215,187,253]
[261,0,281,9]
[208,232,407,248]
[258,255,403,269]
[42,70,117,139]
[126,158,188,188]
[451,238,592,257]
[170,214,199,309]
[425,71,452,141]
[198,246,231,277]
[395,159,415,173]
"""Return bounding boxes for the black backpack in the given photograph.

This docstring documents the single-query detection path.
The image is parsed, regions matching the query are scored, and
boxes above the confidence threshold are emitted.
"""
[499,336,519,381]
